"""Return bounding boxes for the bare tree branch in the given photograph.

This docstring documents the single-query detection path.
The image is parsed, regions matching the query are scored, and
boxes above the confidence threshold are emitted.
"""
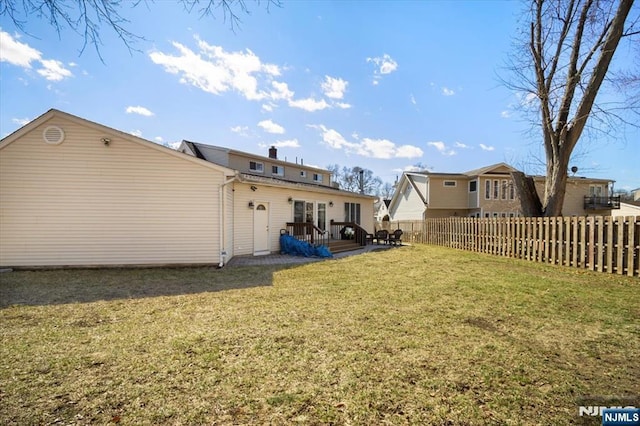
[502,0,638,216]
[1,0,283,57]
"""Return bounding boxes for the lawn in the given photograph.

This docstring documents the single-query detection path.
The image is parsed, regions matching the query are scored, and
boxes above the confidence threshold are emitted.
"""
[1,244,638,425]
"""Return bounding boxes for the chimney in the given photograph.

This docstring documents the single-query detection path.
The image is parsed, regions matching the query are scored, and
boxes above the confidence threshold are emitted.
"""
[269,146,277,159]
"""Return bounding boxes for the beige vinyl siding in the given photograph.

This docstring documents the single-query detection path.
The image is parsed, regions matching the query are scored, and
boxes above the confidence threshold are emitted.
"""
[468,179,479,208]
[227,152,331,187]
[479,177,520,215]
[0,116,223,267]
[427,177,468,208]
[232,182,374,255]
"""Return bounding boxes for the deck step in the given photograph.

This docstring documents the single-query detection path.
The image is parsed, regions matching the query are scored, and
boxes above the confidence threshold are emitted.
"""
[328,240,362,254]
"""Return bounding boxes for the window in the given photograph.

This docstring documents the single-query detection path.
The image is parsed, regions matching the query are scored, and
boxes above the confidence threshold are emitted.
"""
[300,170,307,178]
[493,180,499,199]
[501,180,508,200]
[509,182,515,200]
[249,161,264,173]
[443,180,457,187]
[272,165,284,176]
[313,173,323,183]
[590,185,604,196]
[317,203,326,231]
[293,200,314,223]
[344,202,361,224]
[469,180,477,192]
[485,180,491,199]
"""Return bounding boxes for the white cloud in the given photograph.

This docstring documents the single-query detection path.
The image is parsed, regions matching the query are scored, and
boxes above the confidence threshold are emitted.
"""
[261,103,276,112]
[272,139,300,148]
[367,54,398,84]
[402,164,432,172]
[269,81,293,100]
[516,91,538,107]
[367,54,398,74]
[0,31,73,81]
[38,60,70,81]
[149,37,281,101]
[289,97,330,112]
[126,106,155,116]
[11,117,30,126]
[130,130,143,137]
[321,76,348,99]
[163,140,182,150]
[335,102,352,109]
[230,125,249,136]
[479,143,495,151]
[0,31,41,67]
[501,110,511,118]
[427,141,456,156]
[454,142,469,149]
[154,136,164,142]
[258,119,285,134]
[442,87,455,96]
[309,125,423,159]
[410,94,417,105]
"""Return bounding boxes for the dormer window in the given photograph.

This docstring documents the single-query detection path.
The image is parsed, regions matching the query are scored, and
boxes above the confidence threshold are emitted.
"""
[272,165,284,176]
[313,173,323,183]
[249,161,264,173]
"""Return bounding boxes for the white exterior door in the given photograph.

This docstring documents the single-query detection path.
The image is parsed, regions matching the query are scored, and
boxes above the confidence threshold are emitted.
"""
[253,202,270,255]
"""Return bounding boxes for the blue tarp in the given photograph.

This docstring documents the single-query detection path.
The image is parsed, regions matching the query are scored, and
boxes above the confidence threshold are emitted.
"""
[280,234,333,258]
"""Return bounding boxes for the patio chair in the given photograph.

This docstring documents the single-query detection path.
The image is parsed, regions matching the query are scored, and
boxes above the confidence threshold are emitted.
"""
[375,229,389,245]
[387,229,403,246]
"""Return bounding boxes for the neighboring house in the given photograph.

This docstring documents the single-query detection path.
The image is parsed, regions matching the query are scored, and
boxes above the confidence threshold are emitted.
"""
[374,198,391,222]
[0,109,375,268]
[631,188,640,202]
[388,162,618,220]
[614,202,640,217]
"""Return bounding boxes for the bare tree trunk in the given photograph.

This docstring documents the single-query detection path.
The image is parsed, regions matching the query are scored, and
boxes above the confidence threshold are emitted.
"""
[511,171,543,216]
[542,145,571,216]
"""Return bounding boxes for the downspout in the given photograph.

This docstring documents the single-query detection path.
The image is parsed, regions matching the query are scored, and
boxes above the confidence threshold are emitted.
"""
[219,173,237,267]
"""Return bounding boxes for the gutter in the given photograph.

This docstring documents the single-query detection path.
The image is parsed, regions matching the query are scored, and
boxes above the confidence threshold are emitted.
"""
[218,173,237,267]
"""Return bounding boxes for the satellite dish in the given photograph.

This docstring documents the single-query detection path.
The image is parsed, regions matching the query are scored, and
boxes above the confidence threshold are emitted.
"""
[570,166,578,174]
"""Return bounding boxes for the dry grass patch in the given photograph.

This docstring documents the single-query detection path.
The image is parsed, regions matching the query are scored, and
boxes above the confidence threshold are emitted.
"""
[1,245,638,424]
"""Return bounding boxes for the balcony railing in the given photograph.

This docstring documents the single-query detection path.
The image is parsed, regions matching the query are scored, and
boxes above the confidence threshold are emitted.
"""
[583,196,621,210]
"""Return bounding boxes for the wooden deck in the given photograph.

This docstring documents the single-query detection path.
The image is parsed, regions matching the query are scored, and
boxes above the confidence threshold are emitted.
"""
[328,239,362,254]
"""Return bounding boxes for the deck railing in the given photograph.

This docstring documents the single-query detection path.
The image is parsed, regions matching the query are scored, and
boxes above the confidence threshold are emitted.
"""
[285,222,329,247]
[329,221,372,246]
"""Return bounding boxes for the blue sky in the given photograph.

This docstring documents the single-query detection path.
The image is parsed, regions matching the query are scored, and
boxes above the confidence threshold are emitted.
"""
[1,1,638,191]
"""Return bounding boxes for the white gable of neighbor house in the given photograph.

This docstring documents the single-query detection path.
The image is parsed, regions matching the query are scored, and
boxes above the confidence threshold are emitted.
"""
[389,174,428,221]
[375,199,391,221]
[0,110,233,267]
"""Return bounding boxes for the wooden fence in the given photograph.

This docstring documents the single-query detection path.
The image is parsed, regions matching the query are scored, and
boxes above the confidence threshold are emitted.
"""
[387,216,640,277]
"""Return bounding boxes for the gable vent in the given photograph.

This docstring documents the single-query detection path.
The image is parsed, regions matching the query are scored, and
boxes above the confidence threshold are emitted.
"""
[43,126,65,145]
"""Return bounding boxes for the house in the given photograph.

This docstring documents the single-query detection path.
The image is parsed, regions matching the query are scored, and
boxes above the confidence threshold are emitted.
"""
[614,202,640,217]
[388,163,618,220]
[374,198,392,223]
[0,109,375,268]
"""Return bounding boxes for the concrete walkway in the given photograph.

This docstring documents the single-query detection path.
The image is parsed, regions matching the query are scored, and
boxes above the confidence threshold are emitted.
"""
[226,244,398,267]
